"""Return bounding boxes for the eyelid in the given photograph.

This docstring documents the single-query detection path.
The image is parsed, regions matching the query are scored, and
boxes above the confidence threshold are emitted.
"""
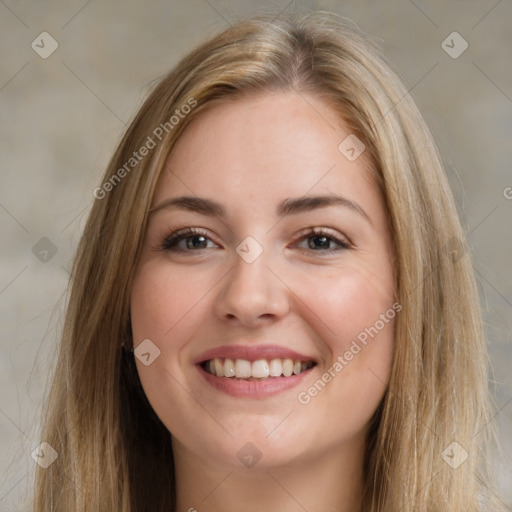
[157,225,352,254]
[157,227,221,253]
[293,226,352,248]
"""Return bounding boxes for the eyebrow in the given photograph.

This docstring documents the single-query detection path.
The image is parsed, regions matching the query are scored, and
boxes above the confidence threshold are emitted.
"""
[149,194,371,223]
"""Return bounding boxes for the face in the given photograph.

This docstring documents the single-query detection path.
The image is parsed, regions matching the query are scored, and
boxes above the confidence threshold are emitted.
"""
[130,91,396,472]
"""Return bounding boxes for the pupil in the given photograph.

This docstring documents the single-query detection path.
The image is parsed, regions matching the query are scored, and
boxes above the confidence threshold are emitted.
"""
[310,235,329,250]
[187,236,207,249]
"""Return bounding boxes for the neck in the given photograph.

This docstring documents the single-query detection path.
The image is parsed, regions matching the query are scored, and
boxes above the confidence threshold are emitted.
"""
[172,438,365,512]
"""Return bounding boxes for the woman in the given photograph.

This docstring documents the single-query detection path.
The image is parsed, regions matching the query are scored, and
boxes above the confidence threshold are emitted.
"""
[32,11,504,512]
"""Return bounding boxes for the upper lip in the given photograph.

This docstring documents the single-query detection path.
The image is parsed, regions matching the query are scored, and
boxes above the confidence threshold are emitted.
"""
[194,344,317,364]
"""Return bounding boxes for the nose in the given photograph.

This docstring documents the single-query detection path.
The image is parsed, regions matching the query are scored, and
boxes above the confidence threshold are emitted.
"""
[213,246,290,328]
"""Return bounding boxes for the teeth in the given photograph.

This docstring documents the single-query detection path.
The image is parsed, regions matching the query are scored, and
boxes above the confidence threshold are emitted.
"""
[214,358,223,376]
[282,358,294,377]
[269,359,282,377]
[203,357,314,378]
[235,359,251,378]
[252,359,270,378]
[223,358,235,378]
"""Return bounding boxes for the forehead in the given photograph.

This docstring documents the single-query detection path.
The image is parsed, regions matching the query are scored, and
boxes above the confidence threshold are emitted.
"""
[154,91,378,213]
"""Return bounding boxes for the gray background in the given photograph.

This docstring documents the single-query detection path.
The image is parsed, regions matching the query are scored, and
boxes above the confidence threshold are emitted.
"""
[0,0,511,509]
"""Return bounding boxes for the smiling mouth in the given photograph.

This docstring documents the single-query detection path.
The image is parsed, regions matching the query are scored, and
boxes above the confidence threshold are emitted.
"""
[200,357,316,380]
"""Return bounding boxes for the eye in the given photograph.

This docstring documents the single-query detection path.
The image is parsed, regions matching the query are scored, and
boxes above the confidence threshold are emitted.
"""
[294,228,351,253]
[158,227,351,255]
[160,227,219,253]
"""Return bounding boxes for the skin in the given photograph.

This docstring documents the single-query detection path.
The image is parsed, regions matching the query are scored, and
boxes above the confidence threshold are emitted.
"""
[130,90,396,512]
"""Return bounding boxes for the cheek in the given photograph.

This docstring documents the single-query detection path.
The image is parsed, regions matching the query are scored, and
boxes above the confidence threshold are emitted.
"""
[130,262,215,348]
[294,263,396,393]
[129,263,216,430]
[129,263,216,418]
[288,267,396,442]
[297,263,395,352]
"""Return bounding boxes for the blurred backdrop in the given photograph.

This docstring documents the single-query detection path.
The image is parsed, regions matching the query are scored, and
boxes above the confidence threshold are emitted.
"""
[0,0,511,509]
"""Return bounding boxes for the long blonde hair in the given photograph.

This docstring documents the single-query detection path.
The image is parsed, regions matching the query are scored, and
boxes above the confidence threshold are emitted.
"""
[32,11,503,511]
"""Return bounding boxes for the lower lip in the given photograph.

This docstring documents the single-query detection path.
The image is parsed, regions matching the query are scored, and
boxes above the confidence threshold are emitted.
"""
[197,363,315,398]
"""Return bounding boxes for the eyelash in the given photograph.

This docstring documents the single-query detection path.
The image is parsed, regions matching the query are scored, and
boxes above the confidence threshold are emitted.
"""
[158,227,351,255]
